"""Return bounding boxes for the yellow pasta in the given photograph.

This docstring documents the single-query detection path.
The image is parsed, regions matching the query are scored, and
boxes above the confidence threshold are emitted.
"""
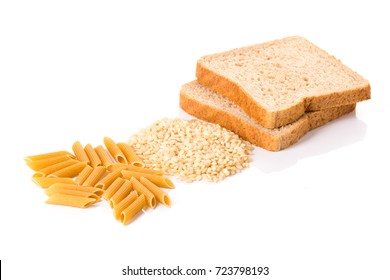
[130,177,156,208]
[45,188,100,200]
[117,142,145,167]
[72,141,90,163]
[121,170,174,189]
[84,144,102,167]
[82,166,106,187]
[32,172,45,178]
[120,194,146,225]
[24,151,74,162]
[48,183,104,197]
[107,163,127,172]
[94,145,115,168]
[31,177,77,189]
[125,165,163,176]
[95,167,126,190]
[75,165,94,185]
[108,163,162,174]
[113,190,138,220]
[140,177,171,207]
[26,137,175,223]
[102,177,125,200]
[25,155,73,171]
[46,194,96,208]
[109,180,132,209]
[103,137,127,164]
[48,162,87,178]
[34,159,78,177]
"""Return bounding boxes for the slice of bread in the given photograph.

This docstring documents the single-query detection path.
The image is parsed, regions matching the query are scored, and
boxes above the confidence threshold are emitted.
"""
[196,36,370,129]
[180,81,356,151]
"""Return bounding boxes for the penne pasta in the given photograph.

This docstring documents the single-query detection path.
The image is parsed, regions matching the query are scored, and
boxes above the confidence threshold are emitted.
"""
[45,188,100,201]
[35,159,79,177]
[102,177,125,200]
[75,165,94,185]
[108,163,162,174]
[107,163,127,172]
[103,137,127,164]
[32,172,45,178]
[121,170,174,189]
[72,141,90,163]
[109,180,132,209]
[113,191,138,220]
[46,194,96,208]
[140,177,171,207]
[130,177,156,208]
[84,144,102,167]
[82,166,106,187]
[117,142,145,167]
[120,194,146,225]
[26,137,175,222]
[24,151,74,162]
[48,183,104,197]
[31,177,77,189]
[48,162,87,178]
[94,145,115,168]
[25,155,73,171]
[125,165,163,176]
[95,167,126,190]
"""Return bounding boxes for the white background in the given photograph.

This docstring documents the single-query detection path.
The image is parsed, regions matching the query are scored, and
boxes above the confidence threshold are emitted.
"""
[0,0,389,279]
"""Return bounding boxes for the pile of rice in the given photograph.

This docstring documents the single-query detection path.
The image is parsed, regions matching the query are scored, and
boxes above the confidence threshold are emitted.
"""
[128,118,253,182]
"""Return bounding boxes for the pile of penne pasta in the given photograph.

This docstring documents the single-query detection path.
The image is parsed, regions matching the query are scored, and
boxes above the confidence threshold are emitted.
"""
[24,137,173,225]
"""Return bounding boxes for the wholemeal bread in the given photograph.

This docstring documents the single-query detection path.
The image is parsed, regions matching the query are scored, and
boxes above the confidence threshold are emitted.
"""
[180,81,356,151]
[196,36,370,128]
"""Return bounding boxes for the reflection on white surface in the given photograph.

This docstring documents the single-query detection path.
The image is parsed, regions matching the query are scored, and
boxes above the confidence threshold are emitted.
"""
[252,111,367,172]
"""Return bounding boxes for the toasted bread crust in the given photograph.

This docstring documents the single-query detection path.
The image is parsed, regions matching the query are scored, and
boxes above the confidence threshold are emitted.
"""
[196,37,370,129]
[180,86,356,151]
[197,61,367,130]
[196,62,305,128]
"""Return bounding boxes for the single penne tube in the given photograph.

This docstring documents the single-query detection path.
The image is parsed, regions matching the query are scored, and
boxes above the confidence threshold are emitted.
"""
[109,164,163,174]
[117,142,145,167]
[37,159,79,176]
[45,188,100,200]
[107,163,127,172]
[46,194,96,208]
[94,145,115,169]
[120,194,146,225]
[32,172,45,178]
[25,155,73,171]
[24,151,74,162]
[113,191,138,220]
[82,166,106,187]
[109,180,132,209]
[140,177,171,207]
[95,167,126,190]
[121,170,174,189]
[31,177,77,189]
[130,177,156,208]
[125,165,163,176]
[102,177,125,200]
[48,183,104,197]
[84,144,102,167]
[48,162,87,178]
[103,137,127,164]
[75,165,94,185]
[72,141,90,163]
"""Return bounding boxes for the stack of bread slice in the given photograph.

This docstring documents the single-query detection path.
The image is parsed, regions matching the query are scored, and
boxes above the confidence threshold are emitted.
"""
[180,36,370,151]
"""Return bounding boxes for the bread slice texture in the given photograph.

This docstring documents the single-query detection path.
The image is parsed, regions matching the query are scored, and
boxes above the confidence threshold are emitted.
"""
[180,81,356,152]
[196,36,369,129]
